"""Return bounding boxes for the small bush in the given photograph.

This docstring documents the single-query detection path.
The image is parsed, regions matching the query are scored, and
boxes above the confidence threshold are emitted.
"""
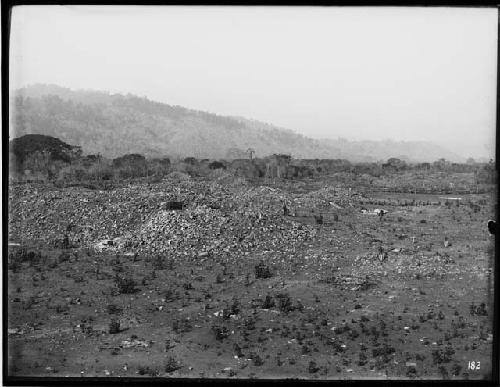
[212,325,230,341]
[109,319,121,334]
[234,343,244,357]
[107,304,122,314]
[230,298,241,315]
[48,259,59,269]
[137,365,158,376]
[164,357,182,373]
[115,275,139,294]
[255,261,273,279]
[432,346,455,364]
[308,361,320,373]
[216,273,224,284]
[276,293,294,313]
[54,303,70,313]
[251,353,264,366]
[8,258,22,272]
[163,287,180,302]
[451,362,462,376]
[152,255,174,270]
[372,344,395,358]
[262,294,275,309]
[243,317,256,330]
[470,302,488,316]
[172,318,192,334]
[183,282,194,290]
[10,248,44,266]
[58,251,71,263]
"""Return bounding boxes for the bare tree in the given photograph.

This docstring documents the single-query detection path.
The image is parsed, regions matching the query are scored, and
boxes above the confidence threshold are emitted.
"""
[246,148,255,160]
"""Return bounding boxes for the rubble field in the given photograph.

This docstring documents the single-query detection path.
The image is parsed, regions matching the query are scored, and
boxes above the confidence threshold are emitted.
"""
[7,174,495,380]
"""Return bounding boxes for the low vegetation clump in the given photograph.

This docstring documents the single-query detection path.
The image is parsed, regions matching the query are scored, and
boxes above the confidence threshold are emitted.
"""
[108,319,121,334]
[212,325,230,341]
[164,357,182,373]
[276,293,295,313]
[469,303,488,316]
[432,346,455,364]
[137,365,159,376]
[255,261,273,279]
[114,275,139,294]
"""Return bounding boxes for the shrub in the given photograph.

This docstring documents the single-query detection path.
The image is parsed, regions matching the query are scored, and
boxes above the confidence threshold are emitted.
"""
[183,282,194,290]
[431,346,455,364]
[209,161,226,170]
[55,303,70,313]
[470,302,488,316]
[172,318,192,333]
[243,317,256,330]
[372,344,396,358]
[215,273,224,284]
[308,361,320,373]
[109,319,121,334]
[451,363,462,376]
[58,251,71,263]
[137,365,158,376]
[262,294,275,309]
[11,248,43,265]
[234,343,244,357]
[252,355,264,366]
[230,298,241,315]
[8,258,22,272]
[152,255,171,270]
[115,275,139,294]
[212,325,230,341]
[255,261,273,279]
[163,287,180,302]
[276,293,294,313]
[165,357,182,373]
[107,304,122,314]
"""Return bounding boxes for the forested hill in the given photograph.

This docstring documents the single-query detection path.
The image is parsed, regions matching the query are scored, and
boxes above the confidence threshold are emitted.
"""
[10,84,463,162]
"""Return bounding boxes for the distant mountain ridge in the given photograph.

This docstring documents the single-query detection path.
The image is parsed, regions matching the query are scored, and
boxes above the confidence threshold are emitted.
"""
[10,84,464,162]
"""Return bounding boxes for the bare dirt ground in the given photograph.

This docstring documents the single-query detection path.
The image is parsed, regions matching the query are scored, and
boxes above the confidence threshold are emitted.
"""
[7,174,495,380]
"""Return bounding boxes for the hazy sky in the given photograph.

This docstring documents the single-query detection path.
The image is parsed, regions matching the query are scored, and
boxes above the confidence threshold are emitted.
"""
[10,6,497,159]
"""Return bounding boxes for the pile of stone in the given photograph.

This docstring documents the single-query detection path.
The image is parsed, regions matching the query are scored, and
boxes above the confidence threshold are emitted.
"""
[8,178,318,259]
[127,186,318,259]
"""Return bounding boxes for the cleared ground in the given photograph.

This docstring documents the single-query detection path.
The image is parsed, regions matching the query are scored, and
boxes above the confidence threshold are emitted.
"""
[7,173,495,380]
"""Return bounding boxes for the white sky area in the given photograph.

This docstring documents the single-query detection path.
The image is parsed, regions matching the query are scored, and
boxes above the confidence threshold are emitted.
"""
[10,6,498,159]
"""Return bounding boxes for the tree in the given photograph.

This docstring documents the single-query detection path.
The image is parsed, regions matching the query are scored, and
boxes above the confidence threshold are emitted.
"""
[112,153,147,178]
[383,157,406,171]
[246,148,255,160]
[433,158,450,171]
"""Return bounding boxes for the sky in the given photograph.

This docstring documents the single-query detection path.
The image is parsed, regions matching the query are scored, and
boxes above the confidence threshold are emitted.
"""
[9,6,498,159]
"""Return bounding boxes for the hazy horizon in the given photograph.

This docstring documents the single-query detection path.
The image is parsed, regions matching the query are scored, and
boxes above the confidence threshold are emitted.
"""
[10,6,497,160]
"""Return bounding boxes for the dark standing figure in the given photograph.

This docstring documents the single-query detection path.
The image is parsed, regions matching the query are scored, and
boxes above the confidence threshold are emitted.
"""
[283,203,290,216]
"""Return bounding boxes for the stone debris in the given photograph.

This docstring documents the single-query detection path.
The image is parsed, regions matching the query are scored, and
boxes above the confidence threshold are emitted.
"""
[10,178,351,259]
[120,338,151,349]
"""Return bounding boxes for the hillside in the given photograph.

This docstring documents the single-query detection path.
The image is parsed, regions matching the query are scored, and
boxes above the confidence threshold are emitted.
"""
[10,84,463,162]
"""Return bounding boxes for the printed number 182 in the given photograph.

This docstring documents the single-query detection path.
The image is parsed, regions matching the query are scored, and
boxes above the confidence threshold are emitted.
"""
[468,361,480,370]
